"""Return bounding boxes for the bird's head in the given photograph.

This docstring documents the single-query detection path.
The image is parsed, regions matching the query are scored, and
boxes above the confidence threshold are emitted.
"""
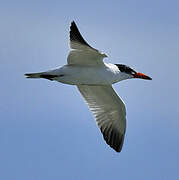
[115,64,152,80]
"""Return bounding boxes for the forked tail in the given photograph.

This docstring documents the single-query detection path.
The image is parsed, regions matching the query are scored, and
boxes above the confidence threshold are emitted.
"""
[25,72,58,81]
[25,72,43,79]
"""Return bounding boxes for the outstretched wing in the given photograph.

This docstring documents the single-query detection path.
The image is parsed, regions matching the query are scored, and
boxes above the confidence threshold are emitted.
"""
[67,21,107,65]
[70,21,97,51]
[77,85,126,152]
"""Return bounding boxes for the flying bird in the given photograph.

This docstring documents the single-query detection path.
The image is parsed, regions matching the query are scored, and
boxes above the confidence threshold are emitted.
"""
[25,21,152,152]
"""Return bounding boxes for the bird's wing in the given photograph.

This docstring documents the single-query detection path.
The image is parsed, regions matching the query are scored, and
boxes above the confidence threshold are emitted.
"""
[77,85,126,152]
[67,21,107,65]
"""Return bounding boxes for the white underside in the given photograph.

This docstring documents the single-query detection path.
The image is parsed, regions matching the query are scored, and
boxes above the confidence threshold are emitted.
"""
[25,21,134,152]
[49,63,132,85]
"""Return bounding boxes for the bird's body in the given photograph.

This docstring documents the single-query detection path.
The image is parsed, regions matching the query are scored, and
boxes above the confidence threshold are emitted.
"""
[25,21,151,152]
[40,63,132,85]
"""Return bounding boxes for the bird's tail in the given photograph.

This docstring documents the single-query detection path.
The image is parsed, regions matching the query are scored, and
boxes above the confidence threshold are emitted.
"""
[25,72,58,81]
[25,72,43,79]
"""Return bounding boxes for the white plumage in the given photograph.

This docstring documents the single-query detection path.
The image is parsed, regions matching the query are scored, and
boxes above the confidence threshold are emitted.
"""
[25,21,151,152]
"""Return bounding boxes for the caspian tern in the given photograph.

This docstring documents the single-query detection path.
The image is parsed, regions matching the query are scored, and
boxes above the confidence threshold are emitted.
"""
[25,21,152,152]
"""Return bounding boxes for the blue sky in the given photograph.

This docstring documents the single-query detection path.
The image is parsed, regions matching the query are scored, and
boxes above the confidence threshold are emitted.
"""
[1,0,179,179]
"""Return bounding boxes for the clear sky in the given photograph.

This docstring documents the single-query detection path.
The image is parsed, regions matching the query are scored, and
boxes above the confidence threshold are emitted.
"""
[1,0,179,179]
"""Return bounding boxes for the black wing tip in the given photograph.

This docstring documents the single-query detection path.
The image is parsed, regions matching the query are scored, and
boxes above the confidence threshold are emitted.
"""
[70,21,77,31]
[113,135,125,152]
[109,136,124,153]
[71,20,76,26]
[70,21,79,37]
[69,20,92,48]
[100,127,125,153]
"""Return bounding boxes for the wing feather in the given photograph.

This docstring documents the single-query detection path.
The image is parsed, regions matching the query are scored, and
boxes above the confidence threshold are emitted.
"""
[68,21,107,65]
[70,21,96,51]
[77,85,126,152]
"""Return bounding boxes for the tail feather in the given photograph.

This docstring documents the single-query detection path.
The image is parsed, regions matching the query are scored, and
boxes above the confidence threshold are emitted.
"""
[25,72,58,81]
[25,72,43,79]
